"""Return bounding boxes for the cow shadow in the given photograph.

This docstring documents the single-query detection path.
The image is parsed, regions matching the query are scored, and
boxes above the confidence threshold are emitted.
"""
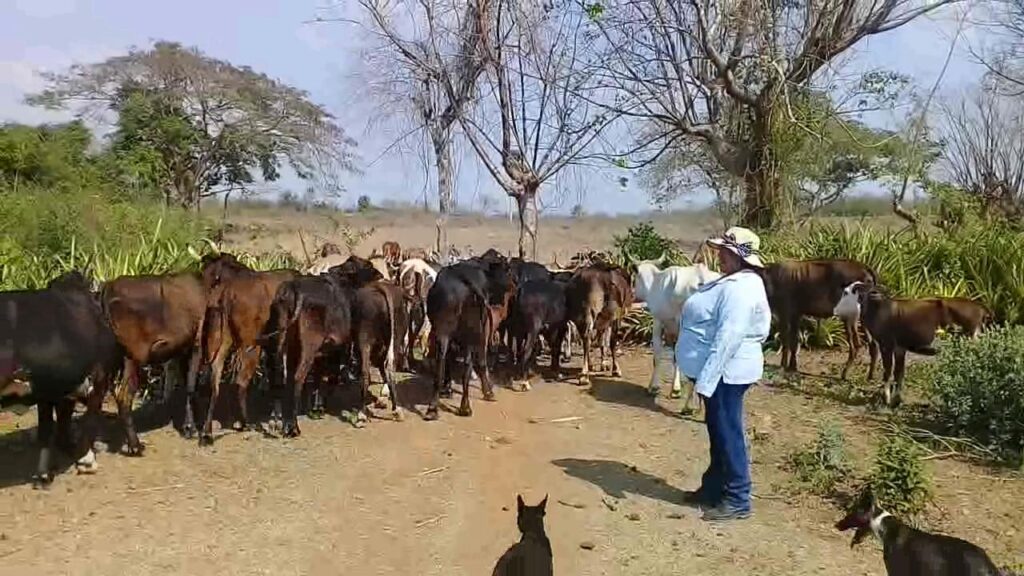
[551,457,690,506]
[587,377,688,420]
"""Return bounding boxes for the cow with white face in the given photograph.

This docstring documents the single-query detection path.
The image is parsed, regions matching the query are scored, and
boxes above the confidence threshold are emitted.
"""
[629,251,721,404]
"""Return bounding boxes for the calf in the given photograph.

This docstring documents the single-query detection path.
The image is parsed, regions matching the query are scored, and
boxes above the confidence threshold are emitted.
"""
[426,259,515,419]
[197,254,298,445]
[836,489,1000,576]
[565,263,631,385]
[0,272,121,486]
[508,279,569,388]
[381,241,402,274]
[100,272,207,450]
[399,258,438,359]
[267,273,354,437]
[848,283,992,407]
[354,280,410,421]
[630,254,721,409]
[760,259,876,378]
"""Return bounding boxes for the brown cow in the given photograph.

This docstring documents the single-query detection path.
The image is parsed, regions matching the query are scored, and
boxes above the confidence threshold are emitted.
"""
[760,259,876,378]
[267,273,355,437]
[197,253,297,445]
[850,283,992,407]
[100,272,207,450]
[354,280,410,421]
[565,263,632,386]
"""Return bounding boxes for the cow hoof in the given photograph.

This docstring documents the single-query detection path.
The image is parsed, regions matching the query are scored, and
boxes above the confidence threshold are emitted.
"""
[125,443,145,457]
[393,408,405,422]
[32,474,53,490]
[424,407,440,421]
[198,435,215,447]
[282,423,301,438]
[611,368,622,377]
[181,425,196,440]
[458,405,473,417]
[577,375,591,386]
[75,449,98,475]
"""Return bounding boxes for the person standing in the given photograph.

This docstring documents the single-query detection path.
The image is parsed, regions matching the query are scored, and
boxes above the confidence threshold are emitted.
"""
[676,227,772,522]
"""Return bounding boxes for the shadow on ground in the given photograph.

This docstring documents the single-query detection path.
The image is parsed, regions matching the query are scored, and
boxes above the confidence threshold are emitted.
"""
[587,377,687,419]
[552,457,690,506]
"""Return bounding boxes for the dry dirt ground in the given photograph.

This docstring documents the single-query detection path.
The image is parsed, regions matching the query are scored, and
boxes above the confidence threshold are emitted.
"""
[0,349,1021,576]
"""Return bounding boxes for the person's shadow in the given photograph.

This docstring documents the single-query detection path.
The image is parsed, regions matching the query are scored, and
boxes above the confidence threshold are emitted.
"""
[551,457,690,506]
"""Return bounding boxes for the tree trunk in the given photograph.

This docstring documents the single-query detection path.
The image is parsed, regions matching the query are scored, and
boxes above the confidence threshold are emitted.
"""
[432,129,454,261]
[741,93,783,230]
[516,187,538,260]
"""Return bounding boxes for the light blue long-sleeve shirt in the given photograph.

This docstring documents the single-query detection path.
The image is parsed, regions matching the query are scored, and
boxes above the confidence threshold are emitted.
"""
[676,269,772,398]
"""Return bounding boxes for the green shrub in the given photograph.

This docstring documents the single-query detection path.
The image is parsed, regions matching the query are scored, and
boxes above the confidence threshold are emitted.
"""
[612,221,688,265]
[787,419,851,495]
[868,434,931,517]
[924,326,1024,464]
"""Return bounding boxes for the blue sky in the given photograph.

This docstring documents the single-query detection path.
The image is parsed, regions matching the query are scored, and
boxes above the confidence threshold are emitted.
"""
[0,0,985,214]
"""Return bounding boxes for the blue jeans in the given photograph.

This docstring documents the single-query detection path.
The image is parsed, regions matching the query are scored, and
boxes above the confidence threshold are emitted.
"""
[699,382,752,512]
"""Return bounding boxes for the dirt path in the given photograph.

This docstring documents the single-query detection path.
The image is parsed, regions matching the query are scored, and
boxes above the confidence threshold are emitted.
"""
[0,351,1020,575]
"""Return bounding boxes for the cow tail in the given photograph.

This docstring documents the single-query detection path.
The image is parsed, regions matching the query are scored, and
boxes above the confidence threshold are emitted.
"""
[377,284,397,373]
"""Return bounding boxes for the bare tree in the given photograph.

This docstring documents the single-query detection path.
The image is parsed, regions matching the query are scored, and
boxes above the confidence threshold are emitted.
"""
[460,0,618,259]
[322,0,490,255]
[938,88,1024,218]
[584,0,957,229]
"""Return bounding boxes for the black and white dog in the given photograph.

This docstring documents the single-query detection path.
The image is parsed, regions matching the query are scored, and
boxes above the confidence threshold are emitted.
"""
[835,489,1003,576]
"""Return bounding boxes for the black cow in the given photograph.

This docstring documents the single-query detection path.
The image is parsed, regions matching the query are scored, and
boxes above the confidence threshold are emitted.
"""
[0,272,121,487]
[508,279,569,386]
[425,259,515,420]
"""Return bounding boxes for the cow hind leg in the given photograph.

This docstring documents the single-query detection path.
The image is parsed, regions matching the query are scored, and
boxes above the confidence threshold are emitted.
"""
[458,349,475,417]
[34,400,57,488]
[233,347,262,432]
[283,344,318,438]
[116,359,145,456]
[647,318,664,396]
[75,383,106,475]
[426,335,449,421]
[892,348,907,409]
[579,321,593,386]
[200,338,231,446]
[610,321,622,378]
[839,318,859,381]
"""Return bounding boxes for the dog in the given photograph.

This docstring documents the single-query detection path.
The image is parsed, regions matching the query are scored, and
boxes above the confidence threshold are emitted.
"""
[835,489,1001,576]
[492,495,553,576]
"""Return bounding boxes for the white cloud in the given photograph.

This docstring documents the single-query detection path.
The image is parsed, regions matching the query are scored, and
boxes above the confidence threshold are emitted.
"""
[14,0,78,19]
[0,44,120,125]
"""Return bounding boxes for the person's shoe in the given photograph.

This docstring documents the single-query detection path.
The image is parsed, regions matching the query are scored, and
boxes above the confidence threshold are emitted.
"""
[701,504,751,522]
[680,490,716,510]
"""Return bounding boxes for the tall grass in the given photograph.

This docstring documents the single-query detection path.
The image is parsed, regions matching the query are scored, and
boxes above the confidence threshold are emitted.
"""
[0,187,300,290]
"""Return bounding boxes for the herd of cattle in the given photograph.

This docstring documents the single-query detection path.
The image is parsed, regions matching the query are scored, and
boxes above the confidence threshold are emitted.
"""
[0,239,994,488]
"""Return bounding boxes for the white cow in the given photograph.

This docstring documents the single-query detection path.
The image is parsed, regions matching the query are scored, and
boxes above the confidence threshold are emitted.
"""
[399,258,439,352]
[632,256,720,411]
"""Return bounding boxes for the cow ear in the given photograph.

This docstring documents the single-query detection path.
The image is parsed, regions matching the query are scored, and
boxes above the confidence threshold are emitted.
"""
[517,494,525,512]
[539,494,548,513]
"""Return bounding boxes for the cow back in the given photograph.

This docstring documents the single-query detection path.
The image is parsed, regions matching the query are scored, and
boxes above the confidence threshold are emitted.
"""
[1,279,120,397]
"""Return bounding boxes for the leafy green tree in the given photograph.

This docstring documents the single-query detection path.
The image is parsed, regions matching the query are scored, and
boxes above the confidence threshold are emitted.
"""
[27,41,358,211]
[0,121,97,191]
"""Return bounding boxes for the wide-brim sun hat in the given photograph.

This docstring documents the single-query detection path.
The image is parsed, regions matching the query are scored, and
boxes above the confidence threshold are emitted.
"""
[706,226,765,268]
